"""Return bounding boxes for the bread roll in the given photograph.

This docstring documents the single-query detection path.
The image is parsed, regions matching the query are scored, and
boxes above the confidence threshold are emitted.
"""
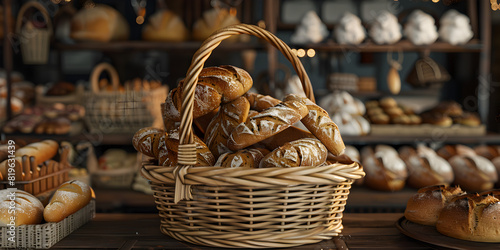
[132,127,165,158]
[284,95,345,156]
[244,92,281,111]
[260,138,327,168]
[193,108,219,135]
[71,4,129,42]
[432,100,463,117]
[437,144,476,160]
[204,96,250,158]
[192,8,240,41]
[163,86,221,122]
[454,112,481,127]
[360,145,408,191]
[215,148,266,168]
[379,97,397,109]
[260,126,316,151]
[227,95,309,151]
[166,129,215,166]
[142,10,188,42]
[0,189,44,226]
[399,145,454,188]
[44,180,92,223]
[448,155,497,192]
[474,145,500,160]
[404,185,465,226]
[436,192,500,242]
[420,112,453,127]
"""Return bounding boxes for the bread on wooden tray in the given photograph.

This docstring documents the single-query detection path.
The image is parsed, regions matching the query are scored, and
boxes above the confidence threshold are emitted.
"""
[404,185,465,226]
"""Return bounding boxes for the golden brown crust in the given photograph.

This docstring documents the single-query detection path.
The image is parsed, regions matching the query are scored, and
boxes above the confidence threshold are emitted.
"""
[399,146,453,188]
[360,145,408,191]
[0,190,44,226]
[260,126,316,151]
[166,129,215,166]
[215,148,266,168]
[227,95,309,151]
[44,180,92,223]
[244,92,281,111]
[420,111,453,127]
[259,138,327,168]
[448,155,497,192]
[132,127,164,158]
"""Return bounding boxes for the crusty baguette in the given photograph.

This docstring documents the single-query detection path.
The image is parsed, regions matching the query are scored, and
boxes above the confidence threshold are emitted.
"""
[204,96,250,158]
[166,129,215,166]
[43,180,92,223]
[215,148,266,168]
[260,138,327,168]
[227,94,309,151]
[284,95,345,155]
[0,189,44,226]
[404,185,464,226]
[244,92,281,111]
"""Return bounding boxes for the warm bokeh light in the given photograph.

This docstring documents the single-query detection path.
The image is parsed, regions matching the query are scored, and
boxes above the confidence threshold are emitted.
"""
[307,49,316,57]
[432,0,439,3]
[297,49,306,57]
[291,49,297,56]
[136,16,144,25]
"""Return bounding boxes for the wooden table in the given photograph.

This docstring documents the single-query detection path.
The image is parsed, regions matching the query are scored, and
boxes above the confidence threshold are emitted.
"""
[51,213,434,249]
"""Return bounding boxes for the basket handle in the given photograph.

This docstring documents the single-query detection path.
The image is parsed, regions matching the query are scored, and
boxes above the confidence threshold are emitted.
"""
[90,62,121,93]
[178,24,314,149]
[15,1,53,34]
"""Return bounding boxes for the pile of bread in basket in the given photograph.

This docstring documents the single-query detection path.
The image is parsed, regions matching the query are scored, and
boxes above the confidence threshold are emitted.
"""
[133,65,347,172]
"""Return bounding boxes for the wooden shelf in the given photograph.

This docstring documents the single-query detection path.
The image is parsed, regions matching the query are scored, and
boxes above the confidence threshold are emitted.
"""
[54,40,266,52]
[290,39,483,53]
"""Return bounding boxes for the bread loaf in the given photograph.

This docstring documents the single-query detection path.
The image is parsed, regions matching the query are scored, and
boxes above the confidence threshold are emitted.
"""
[44,180,92,223]
[132,127,165,158]
[215,148,266,168]
[227,95,309,151]
[142,10,188,42]
[474,145,500,160]
[360,145,408,191]
[71,4,129,42]
[399,145,453,188]
[192,8,240,41]
[0,140,59,179]
[260,126,316,151]
[194,108,219,135]
[448,155,497,192]
[436,191,500,242]
[437,144,476,160]
[0,189,44,226]
[166,129,215,166]
[204,96,250,158]
[260,138,327,168]
[285,95,345,155]
[404,185,465,226]
[163,66,252,122]
[244,92,281,111]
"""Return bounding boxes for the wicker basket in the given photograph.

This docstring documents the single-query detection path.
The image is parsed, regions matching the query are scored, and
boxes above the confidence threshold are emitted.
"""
[84,62,168,133]
[140,24,365,249]
[16,1,52,65]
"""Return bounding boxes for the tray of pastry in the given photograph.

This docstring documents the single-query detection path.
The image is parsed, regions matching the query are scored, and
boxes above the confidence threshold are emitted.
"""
[396,217,500,250]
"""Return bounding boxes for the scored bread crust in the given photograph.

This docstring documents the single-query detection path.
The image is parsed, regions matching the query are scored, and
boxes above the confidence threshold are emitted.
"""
[360,146,408,191]
[166,129,215,166]
[244,92,281,111]
[204,96,250,158]
[448,155,497,192]
[215,148,266,168]
[132,127,165,158]
[0,190,44,226]
[404,185,465,226]
[227,95,309,151]
[259,138,327,168]
[43,180,92,223]
[284,95,345,156]
[260,126,316,151]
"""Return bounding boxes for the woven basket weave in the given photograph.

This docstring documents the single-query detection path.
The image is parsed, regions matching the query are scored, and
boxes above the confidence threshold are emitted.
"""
[141,24,365,249]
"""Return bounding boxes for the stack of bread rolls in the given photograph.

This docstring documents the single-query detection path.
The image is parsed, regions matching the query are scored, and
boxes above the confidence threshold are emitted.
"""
[360,144,408,191]
[134,65,346,168]
[405,185,500,243]
[365,97,421,125]
[420,101,481,127]
[0,180,93,226]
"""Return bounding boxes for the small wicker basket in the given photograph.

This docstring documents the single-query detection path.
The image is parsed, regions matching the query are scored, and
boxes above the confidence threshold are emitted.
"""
[140,24,365,249]
[16,1,52,65]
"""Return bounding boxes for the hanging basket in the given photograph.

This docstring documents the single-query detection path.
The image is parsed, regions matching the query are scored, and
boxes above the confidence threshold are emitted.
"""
[16,1,52,64]
[140,24,365,249]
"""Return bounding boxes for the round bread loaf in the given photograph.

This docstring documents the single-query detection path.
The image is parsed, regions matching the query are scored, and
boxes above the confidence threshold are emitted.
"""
[404,185,465,226]
[215,148,267,168]
[142,10,188,42]
[70,4,129,42]
[0,189,44,226]
[436,191,500,242]
[132,127,164,158]
[44,180,92,223]
[260,138,327,168]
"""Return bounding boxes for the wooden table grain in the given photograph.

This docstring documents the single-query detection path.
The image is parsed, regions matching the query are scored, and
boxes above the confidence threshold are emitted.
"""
[51,213,434,249]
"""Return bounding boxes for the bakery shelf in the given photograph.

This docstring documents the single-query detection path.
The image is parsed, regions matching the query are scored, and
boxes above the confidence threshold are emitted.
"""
[289,39,483,53]
[54,41,266,52]
[342,132,500,145]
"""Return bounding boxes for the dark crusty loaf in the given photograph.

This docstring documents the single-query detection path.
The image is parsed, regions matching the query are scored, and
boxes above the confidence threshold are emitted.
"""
[215,148,267,168]
[227,94,309,151]
[204,96,250,158]
[284,95,345,156]
[259,138,327,168]
[260,126,316,151]
[244,92,281,111]
[166,129,215,166]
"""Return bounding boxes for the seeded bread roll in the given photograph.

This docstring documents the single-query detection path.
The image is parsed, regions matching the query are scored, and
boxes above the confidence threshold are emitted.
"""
[0,189,44,226]
[215,148,267,168]
[360,145,408,191]
[260,138,327,168]
[244,92,281,111]
[227,95,309,151]
[404,185,465,226]
[284,95,345,156]
[163,65,253,122]
[399,145,454,188]
[436,191,500,242]
[204,96,250,158]
[44,180,92,223]
[448,155,497,192]
[166,129,215,166]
